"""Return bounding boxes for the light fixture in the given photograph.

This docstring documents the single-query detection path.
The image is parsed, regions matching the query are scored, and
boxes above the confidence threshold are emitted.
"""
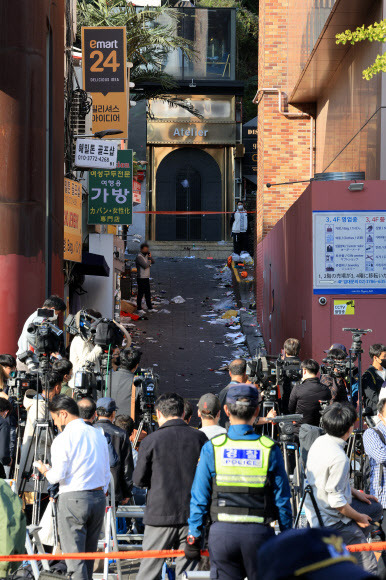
[189,78,196,88]
[348,182,364,192]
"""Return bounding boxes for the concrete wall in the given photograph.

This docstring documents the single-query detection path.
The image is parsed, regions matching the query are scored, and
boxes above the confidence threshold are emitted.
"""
[315,2,382,178]
[82,234,115,318]
[257,180,386,364]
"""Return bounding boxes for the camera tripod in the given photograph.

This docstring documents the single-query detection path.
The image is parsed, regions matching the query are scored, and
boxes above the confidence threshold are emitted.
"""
[294,485,324,528]
[280,438,302,515]
[15,369,56,526]
[100,348,114,397]
[133,408,156,449]
[343,328,372,490]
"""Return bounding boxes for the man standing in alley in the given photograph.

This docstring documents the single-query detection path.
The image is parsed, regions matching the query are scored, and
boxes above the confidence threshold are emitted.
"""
[133,392,207,579]
[185,384,292,579]
[136,242,155,314]
[230,201,248,255]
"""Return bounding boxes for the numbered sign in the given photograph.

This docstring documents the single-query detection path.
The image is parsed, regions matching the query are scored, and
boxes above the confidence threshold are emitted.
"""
[82,26,128,138]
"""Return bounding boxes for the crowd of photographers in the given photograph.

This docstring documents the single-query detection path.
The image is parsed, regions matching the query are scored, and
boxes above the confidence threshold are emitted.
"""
[3,295,386,578]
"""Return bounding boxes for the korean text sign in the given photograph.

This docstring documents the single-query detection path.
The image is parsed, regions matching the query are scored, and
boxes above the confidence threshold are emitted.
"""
[313,211,386,294]
[64,178,82,262]
[88,149,133,225]
[82,26,128,138]
[75,138,118,169]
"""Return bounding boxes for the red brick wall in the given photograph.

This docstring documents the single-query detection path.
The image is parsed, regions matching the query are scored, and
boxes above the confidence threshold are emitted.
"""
[256,0,315,323]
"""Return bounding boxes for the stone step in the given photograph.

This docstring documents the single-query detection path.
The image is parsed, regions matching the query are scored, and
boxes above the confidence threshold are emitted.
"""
[149,241,233,259]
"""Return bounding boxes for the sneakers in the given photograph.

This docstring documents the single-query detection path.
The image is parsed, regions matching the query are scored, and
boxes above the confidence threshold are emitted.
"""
[137,309,146,316]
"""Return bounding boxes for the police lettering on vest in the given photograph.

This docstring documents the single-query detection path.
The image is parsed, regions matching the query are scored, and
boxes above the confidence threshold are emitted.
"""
[210,433,278,525]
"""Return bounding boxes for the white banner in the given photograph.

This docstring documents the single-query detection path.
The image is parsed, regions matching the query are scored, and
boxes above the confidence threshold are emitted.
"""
[313,211,386,295]
[75,138,118,169]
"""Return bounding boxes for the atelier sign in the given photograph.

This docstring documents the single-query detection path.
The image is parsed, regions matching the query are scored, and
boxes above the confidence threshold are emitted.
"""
[64,178,82,263]
[82,26,128,138]
[147,121,237,145]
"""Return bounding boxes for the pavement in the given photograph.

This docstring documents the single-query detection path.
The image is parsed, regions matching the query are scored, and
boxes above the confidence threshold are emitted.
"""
[125,258,246,423]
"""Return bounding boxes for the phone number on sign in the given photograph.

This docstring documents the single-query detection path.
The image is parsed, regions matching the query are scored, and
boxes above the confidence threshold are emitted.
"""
[77,155,112,163]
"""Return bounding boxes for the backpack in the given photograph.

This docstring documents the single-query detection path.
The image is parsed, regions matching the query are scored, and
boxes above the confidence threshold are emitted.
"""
[0,480,27,577]
[94,425,119,469]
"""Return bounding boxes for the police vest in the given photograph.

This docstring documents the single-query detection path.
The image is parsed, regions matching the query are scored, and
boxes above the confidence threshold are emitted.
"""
[210,433,278,525]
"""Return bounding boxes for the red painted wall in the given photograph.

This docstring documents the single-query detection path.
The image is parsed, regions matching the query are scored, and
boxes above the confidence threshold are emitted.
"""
[256,180,386,367]
[0,0,64,355]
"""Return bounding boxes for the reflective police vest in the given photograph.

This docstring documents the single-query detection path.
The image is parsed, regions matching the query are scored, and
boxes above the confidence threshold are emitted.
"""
[210,433,278,524]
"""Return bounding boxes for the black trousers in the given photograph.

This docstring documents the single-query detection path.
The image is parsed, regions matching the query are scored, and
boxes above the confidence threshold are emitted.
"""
[137,278,152,310]
[208,521,274,580]
[232,232,248,255]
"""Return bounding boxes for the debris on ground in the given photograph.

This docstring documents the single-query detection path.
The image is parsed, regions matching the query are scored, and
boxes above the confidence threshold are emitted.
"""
[171,295,186,304]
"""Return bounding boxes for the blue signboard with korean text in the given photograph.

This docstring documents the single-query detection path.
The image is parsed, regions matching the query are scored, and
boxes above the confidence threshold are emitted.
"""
[88,149,133,225]
[313,211,386,294]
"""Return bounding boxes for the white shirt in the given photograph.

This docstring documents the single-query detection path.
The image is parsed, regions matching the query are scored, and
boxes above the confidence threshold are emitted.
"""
[45,418,110,494]
[199,425,227,440]
[305,434,351,527]
[377,369,386,382]
[17,310,38,356]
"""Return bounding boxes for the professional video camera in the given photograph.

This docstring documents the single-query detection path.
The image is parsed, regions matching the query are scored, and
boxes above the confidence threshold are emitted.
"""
[132,368,159,445]
[26,308,63,358]
[73,361,102,401]
[65,310,98,341]
[65,312,124,350]
[247,354,302,406]
[7,371,41,406]
[320,355,349,378]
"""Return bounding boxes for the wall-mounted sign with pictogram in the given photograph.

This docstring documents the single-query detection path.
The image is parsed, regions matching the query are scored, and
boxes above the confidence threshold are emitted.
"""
[82,26,128,138]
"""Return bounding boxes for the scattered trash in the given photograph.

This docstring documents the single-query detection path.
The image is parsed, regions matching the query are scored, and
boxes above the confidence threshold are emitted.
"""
[221,310,238,320]
[171,296,186,303]
[213,298,234,311]
[158,309,171,314]
[231,253,240,262]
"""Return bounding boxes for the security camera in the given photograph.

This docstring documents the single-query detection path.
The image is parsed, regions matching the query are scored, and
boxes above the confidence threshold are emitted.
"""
[318,297,327,306]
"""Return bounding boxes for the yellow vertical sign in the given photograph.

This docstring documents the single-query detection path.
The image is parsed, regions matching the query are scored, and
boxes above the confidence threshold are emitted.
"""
[64,178,82,262]
[82,26,128,138]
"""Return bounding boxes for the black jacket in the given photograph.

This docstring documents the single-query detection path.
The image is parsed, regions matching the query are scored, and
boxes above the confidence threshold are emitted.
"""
[288,377,331,428]
[110,368,135,416]
[94,419,134,501]
[362,366,385,414]
[0,416,11,478]
[133,419,207,526]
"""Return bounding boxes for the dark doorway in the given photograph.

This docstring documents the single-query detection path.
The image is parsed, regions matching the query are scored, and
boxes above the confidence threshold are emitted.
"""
[156,148,222,241]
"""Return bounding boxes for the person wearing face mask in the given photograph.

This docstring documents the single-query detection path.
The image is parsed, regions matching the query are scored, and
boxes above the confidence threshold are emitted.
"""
[230,201,248,256]
[35,395,110,580]
[362,344,386,416]
[288,359,331,432]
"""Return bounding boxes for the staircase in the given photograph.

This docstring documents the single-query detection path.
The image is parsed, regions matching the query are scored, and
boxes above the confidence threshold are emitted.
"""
[149,240,233,259]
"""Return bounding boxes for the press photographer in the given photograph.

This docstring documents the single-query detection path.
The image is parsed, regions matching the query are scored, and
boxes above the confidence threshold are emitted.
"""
[68,309,103,390]
[22,372,62,444]
[16,295,66,370]
[0,354,16,390]
[320,344,350,403]
[288,359,331,431]
[362,343,386,415]
[110,348,142,415]
[281,338,302,414]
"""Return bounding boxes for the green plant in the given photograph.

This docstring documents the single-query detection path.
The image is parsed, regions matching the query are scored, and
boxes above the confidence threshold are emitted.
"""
[336,20,386,80]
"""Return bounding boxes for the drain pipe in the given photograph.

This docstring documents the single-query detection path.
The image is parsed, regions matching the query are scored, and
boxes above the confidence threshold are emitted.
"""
[253,88,314,179]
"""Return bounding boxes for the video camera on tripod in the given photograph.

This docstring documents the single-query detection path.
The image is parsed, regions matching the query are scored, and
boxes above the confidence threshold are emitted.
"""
[73,361,102,401]
[247,354,302,405]
[132,368,159,446]
[269,414,303,442]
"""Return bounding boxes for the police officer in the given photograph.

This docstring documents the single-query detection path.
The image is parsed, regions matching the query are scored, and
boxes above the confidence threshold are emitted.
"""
[185,384,292,580]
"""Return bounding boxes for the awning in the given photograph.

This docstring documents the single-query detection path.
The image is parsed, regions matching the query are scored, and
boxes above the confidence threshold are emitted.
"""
[290,0,369,103]
[244,175,257,185]
[73,252,110,277]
